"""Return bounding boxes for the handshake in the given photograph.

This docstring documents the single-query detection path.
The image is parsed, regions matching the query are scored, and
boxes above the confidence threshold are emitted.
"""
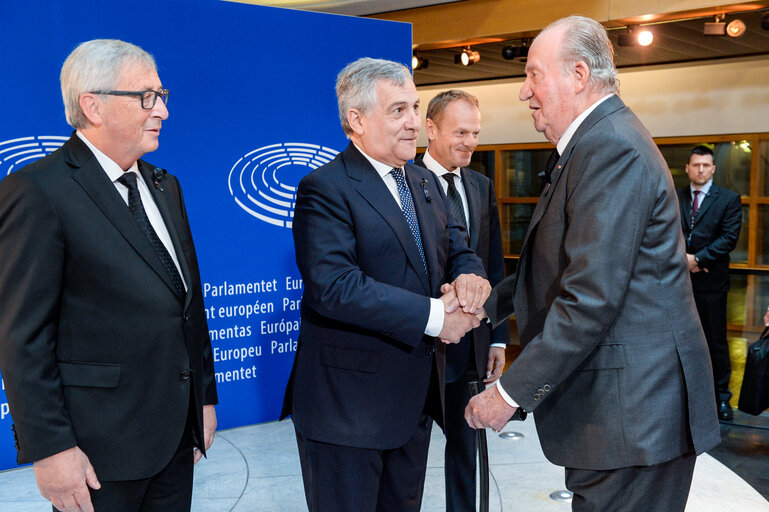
[438,273,490,344]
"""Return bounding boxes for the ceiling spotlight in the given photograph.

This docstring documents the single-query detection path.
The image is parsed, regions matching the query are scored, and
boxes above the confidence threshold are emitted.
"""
[501,42,529,62]
[726,19,746,37]
[454,47,480,66]
[617,27,653,47]
[637,29,653,46]
[704,14,726,36]
[412,53,428,70]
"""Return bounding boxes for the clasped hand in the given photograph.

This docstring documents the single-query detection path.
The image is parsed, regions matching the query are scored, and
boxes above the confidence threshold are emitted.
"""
[437,274,490,343]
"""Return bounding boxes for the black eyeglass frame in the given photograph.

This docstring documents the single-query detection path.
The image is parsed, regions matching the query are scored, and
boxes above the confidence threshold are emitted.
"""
[89,89,169,110]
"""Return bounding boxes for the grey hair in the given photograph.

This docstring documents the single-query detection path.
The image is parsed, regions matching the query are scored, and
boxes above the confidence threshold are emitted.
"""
[426,89,479,124]
[60,39,157,129]
[335,57,413,136]
[543,15,619,95]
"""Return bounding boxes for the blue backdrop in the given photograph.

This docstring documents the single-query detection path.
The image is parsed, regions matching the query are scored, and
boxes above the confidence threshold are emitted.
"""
[0,0,410,471]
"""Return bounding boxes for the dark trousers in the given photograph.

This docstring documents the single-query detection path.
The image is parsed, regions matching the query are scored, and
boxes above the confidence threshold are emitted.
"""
[295,413,433,512]
[565,451,696,512]
[693,290,732,401]
[53,426,193,512]
[444,349,479,512]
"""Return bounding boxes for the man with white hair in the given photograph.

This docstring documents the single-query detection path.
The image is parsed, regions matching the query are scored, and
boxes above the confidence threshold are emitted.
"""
[283,57,490,511]
[0,39,217,512]
[466,16,720,511]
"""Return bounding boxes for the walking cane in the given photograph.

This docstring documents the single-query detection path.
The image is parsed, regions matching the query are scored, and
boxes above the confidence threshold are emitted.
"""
[468,380,490,512]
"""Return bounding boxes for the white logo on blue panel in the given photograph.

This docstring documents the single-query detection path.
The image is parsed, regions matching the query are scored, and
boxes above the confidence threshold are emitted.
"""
[228,142,339,228]
[1,136,68,176]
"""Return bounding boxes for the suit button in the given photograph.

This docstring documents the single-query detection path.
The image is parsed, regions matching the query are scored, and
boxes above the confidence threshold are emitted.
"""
[180,370,192,380]
[543,384,551,392]
[183,314,190,322]
[425,345,435,355]
[533,392,541,401]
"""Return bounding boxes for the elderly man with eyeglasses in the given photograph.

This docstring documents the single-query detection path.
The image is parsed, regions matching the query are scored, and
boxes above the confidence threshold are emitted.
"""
[0,39,217,512]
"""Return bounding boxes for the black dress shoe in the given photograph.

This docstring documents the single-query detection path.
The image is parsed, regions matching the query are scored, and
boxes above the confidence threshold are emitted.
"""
[718,400,734,421]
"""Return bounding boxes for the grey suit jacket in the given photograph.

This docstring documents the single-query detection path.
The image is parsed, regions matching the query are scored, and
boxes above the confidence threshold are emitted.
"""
[485,95,720,470]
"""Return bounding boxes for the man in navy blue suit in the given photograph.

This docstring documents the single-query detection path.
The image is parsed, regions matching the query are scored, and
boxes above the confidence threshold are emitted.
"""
[415,90,509,512]
[677,145,742,421]
[282,58,490,512]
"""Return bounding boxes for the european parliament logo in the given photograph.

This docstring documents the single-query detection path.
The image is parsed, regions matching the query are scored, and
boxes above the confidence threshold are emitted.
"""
[228,142,339,228]
[0,136,68,176]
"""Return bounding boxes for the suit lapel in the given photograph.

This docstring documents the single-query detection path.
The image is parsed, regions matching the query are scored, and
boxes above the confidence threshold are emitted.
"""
[139,162,193,309]
[678,188,692,228]
[346,146,431,294]
[461,168,481,251]
[65,135,182,299]
[406,164,436,293]
[693,185,719,226]
[518,95,625,257]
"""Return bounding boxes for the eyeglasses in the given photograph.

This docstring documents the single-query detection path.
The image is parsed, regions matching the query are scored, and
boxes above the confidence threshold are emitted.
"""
[90,89,169,110]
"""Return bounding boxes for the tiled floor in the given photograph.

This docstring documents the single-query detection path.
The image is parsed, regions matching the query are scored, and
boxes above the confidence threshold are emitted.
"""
[0,414,767,511]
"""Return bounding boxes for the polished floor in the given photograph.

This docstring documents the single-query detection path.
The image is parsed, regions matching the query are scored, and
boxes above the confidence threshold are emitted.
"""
[0,413,767,511]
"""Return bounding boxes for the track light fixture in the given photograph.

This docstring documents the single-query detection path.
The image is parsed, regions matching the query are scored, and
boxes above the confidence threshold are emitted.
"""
[454,47,480,66]
[617,26,653,47]
[501,41,529,62]
[704,14,726,35]
[726,19,746,37]
[411,53,428,70]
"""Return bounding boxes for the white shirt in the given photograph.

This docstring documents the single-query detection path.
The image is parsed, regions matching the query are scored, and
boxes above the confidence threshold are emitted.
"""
[421,148,470,232]
[691,179,713,201]
[354,144,444,337]
[76,131,187,291]
[496,93,615,409]
[421,148,506,351]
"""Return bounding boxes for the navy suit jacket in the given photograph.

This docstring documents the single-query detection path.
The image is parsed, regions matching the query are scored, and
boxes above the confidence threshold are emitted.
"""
[0,134,217,481]
[414,155,509,381]
[283,143,485,450]
[677,184,742,293]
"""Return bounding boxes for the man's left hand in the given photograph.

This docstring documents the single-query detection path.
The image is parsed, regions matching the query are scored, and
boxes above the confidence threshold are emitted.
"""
[483,347,505,384]
[194,405,217,464]
[465,384,516,432]
[452,274,491,314]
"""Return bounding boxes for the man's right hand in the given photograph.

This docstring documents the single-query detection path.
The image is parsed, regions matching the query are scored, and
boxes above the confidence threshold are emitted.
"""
[34,446,100,512]
[438,303,480,344]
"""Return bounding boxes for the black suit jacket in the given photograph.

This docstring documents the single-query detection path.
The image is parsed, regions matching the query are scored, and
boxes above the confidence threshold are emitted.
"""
[0,134,217,481]
[414,154,509,381]
[485,96,720,470]
[677,184,742,293]
[283,143,485,450]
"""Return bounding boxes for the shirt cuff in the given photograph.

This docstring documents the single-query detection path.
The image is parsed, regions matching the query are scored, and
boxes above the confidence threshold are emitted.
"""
[425,298,445,337]
[490,343,506,348]
[495,380,519,408]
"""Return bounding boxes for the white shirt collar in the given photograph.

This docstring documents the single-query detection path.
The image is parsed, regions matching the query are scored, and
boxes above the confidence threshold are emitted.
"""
[692,179,713,197]
[422,148,460,180]
[76,131,139,181]
[556,94,614,155]
[353,143,403,178]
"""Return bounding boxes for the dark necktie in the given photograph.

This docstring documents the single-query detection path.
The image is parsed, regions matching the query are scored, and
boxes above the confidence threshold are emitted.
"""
[690,190,701,227]
[117,172,185,297]
[442,173,468,230]
[538,149,559,185]
[390,168,428,278]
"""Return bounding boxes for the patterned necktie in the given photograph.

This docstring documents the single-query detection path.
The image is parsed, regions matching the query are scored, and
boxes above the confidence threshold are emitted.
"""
[117,172,185,297]
[690,190,701,227]
[442,173,469,245]
[390,168,428,278]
